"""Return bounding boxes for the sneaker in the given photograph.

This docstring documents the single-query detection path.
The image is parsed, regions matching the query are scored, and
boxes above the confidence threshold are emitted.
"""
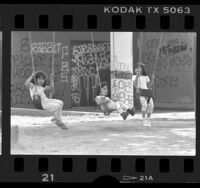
[120,111,129,120]
[51,117,58,123]
[142,119,147,126]
[127,107,136,116]
[143,118,151,127]
[55,120,68,130]
[146,118,151,127]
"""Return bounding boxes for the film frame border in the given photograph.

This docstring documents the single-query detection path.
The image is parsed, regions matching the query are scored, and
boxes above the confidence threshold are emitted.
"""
[0,4,199,183]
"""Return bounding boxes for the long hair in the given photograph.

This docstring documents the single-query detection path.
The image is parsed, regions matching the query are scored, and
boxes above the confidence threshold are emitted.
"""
[136,63,148,76]
[31,71,47,87]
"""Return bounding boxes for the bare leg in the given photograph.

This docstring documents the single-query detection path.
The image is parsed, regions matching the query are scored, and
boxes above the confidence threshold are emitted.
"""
[142,111,146,118]
[147,113,151,118]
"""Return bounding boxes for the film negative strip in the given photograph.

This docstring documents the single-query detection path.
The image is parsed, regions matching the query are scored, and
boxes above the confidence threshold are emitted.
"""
[0,3,199,183]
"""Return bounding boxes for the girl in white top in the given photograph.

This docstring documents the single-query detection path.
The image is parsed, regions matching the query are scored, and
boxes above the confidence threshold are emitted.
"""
[132,63,155,127]
[25,71,68,130]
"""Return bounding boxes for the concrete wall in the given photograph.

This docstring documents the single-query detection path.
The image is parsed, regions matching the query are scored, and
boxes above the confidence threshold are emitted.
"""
[11,32,110,109]
[133,32,196,110]
[110,32,133,107]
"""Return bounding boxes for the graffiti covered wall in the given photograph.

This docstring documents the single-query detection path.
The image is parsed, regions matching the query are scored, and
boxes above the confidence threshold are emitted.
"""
[134,32,196,109]
[111,32,133,108]
[70,40,110,107]
[11,32,110,109]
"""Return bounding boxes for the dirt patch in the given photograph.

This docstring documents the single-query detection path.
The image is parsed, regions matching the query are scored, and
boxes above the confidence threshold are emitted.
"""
[11,119,195,155]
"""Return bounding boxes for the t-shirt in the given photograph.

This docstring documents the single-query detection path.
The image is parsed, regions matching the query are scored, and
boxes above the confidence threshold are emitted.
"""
[132,75,150,89]
[29,85,48,101]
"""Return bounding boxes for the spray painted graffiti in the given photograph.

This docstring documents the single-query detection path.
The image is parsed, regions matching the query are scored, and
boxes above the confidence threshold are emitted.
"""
[142,52,192,72]
[70,41,110,106]
[111,54,133,107]
[142,38,193,75]
[111,79,133,107]
[141,35,194,103]
[159,41,187,55]
[111,55,132,79]
[60,61,70,83]
[20,38,31,52]
[155,75,179,88]
[30,41,68,56]
[111,55,130,72]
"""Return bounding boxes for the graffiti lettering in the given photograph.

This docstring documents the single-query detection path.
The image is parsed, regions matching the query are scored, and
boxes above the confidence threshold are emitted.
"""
[29,41,68,55]
[111,79,133,107]
[60,61,70,83]
[20,38,30,52]
[155,75,179,88]
[111,70,132,79]
[70,41,110,106]
[61,46,69,59]
[142,50,192,71]
[159,41,187,56]
[31,42,62,53]
[112,55,130,72]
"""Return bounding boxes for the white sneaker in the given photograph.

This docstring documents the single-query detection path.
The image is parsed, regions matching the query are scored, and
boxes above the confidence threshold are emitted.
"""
[142,119,148,126]
[145,118,151,127]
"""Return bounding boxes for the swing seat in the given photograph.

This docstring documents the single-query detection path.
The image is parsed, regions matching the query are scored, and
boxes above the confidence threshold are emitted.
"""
[136,88,153,98]
[101,103,116,116]
[32,94,44,110]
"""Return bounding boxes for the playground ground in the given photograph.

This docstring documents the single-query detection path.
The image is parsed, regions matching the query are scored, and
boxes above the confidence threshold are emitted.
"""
[9,108,196,155]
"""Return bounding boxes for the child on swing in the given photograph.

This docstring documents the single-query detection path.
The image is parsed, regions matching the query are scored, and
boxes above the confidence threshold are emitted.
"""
[132,63,155,127]
[25,71,68,130]
[95,83,136,120]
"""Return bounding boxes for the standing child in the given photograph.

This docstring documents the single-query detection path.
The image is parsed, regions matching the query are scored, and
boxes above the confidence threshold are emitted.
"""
[25,71,68,130]
[132,63,155,127]
[95,83,136,120]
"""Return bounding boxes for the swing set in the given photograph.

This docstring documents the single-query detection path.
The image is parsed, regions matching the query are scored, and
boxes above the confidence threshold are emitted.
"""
[28,31,163,113]
[29,31,55,110]
[94,32,164,115]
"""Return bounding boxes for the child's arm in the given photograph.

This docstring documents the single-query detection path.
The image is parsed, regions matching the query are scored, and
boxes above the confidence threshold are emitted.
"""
[95,96,110,105]
[25,72,35,89]
[147,74,155,88]
[132,75,139,88]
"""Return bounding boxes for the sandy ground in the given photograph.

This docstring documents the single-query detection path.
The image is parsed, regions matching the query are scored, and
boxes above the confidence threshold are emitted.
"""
[10,110,195,155]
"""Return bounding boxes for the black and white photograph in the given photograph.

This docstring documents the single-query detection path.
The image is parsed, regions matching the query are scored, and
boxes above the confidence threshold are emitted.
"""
[0,32,2,154]
[11,31,196,155]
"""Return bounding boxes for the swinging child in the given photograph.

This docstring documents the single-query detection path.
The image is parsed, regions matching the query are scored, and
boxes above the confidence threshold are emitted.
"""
[95,83,136,120]
[25,71,68,130]
[132,63,155,127]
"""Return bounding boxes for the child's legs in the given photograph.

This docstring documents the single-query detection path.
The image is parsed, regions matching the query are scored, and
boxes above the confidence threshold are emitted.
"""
[107,101,127,114]
[140,96,148,118]
[42,100,62,120]
[118,101,129,111]
[47,99,64,109]
[107,101,122,113]
[147,98,154,118]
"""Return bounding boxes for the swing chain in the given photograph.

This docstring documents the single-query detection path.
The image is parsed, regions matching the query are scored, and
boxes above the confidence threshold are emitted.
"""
[49,32,55,99]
